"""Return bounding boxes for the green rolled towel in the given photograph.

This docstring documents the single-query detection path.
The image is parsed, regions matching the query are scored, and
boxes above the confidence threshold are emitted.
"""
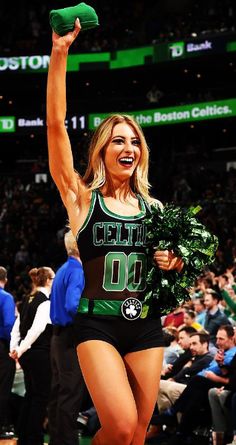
[49,2,99,36]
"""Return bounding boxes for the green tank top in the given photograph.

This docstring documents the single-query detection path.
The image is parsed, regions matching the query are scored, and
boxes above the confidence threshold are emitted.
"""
[76,190,150,301]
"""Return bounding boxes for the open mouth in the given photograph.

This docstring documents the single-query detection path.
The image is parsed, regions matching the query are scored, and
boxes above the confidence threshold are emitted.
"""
[118,157,135,167]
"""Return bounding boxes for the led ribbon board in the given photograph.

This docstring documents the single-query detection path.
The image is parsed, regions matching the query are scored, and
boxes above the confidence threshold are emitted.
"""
[89,98,236,129]
[0,36,236,72]
[1,99,236,133]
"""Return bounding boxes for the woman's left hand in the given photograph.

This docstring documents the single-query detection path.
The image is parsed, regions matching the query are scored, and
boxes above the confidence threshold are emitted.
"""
[153,250,184,272]
[9,350,18,361]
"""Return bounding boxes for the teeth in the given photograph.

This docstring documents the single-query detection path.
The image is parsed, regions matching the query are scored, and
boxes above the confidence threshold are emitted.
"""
[119,157,133,164]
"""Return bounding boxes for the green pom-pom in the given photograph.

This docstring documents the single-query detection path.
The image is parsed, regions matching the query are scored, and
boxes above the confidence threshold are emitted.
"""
[144,203,218,314]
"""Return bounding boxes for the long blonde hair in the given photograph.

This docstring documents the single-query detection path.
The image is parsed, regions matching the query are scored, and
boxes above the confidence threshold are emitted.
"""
[83,114,152,202]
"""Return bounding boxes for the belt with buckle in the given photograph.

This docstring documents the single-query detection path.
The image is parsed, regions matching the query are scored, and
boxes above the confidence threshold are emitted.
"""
[77,297,150,320]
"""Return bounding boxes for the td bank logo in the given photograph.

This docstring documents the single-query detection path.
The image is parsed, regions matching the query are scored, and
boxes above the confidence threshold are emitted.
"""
[0,116,15,132]
[169,42,184,58]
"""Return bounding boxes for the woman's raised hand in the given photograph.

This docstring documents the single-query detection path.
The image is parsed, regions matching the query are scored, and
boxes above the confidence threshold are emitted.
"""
[52,18,81,50]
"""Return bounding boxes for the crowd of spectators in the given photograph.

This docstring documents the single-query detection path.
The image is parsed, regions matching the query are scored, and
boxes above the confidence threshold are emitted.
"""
[0,0,235,55]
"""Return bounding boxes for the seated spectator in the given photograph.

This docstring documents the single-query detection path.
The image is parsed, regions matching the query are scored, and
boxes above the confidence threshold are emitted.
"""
[162,327,183,366]
[208,350,236,445]
[181,309,203,331]
[193,296,206,326]
[161,326,197,380]
[160,325,236,443]
[217,274,236,325]
[159,331,213,410]
[146,331,213,440]
[221,287,236,324]
[204,289,231,352]
[218,273,236,293]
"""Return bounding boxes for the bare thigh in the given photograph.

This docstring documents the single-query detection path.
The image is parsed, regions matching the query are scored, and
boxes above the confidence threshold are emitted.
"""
[77,340,138,431]
[124,347,164,424]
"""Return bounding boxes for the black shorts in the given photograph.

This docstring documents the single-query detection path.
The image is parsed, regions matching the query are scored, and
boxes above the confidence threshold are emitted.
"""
[73,313,164,356]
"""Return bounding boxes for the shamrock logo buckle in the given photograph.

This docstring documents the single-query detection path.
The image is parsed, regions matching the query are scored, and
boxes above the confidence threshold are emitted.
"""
[121,298,143,321]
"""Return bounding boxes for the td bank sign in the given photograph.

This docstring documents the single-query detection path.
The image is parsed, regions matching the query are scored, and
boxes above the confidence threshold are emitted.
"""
[169,40,213,58]
[169,42,185,58]
[0,117,15,132]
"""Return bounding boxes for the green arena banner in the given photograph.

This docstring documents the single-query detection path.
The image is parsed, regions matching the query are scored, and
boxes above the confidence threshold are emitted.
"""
[0,47,154,73]
[1,36,236,73]
[1,99,236,134]
[0,116,15,132]
[88,98,236,129]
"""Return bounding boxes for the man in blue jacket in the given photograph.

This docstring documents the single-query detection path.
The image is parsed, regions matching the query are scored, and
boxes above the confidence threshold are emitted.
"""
[204,289,231,351]
[0,266,15,439]
[48,230,86,445]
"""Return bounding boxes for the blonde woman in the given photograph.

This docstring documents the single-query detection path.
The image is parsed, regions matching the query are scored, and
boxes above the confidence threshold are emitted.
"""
[47,19,183,445]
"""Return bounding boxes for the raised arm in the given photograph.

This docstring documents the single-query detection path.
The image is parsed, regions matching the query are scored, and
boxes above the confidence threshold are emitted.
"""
[47,19,83,208]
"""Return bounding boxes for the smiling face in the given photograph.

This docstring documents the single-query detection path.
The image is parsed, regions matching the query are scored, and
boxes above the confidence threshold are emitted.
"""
[103,122,141,184]
[204,293,218,310]
[84,114,150,199]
